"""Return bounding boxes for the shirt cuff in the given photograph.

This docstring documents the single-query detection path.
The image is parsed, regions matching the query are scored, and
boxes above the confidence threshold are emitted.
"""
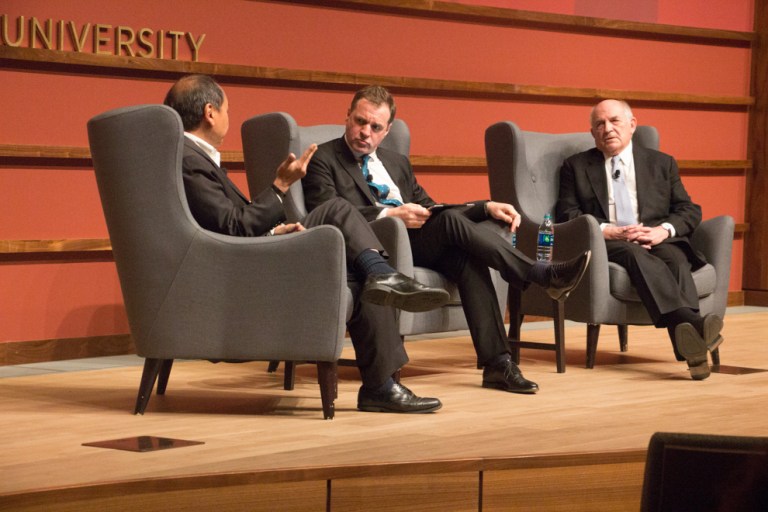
[271,184,286,204]
[661,222,675,238]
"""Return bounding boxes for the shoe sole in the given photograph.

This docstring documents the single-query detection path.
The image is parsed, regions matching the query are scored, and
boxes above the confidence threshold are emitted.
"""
[675,322,711,380]
[357,403,443,413]
[549,250,592,301]
[482,381,539,394]
[361,286,450,313]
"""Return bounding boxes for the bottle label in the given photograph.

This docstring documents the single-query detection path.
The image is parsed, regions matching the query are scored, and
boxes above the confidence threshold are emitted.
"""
[538,233,554,246]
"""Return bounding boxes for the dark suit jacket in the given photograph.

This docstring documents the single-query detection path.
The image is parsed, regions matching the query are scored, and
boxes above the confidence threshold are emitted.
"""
[303,137,487,222]
[182,138,284,236]
[556,145,705,268]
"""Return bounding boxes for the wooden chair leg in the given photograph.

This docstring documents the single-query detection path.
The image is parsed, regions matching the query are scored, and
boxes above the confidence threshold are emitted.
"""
[507,288,523,365]
[156,359,174,395]
[552,299,566,373]
[284,361,296,391]
[267,361,280,373]
[711,347,721,365]
[618,325,629,352]
[317,361,338,420]
[134,358,166,415]
[586,324,601,369]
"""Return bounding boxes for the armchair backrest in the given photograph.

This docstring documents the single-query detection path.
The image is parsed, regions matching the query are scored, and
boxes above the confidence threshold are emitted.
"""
[88,104,197,344]
[241,112,411,221]
[485,122,659,225]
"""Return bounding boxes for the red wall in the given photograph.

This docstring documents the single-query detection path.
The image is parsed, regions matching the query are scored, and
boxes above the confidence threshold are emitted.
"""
[0,0,753,344]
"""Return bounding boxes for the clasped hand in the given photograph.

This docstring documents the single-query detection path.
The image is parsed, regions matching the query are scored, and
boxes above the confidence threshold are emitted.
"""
[604,223,669,248]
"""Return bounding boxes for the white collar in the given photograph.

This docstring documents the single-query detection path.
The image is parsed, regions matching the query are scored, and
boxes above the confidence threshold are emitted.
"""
[185,132,221,167]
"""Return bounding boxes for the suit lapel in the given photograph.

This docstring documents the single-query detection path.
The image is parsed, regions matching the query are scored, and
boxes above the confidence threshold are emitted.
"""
[334,138,378,205]
[585,149,610,220]
[184,138,250,204]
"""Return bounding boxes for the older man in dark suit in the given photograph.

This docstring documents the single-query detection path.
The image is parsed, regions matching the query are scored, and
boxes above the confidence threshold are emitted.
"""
[164,74,453,413]
[556,99,724,380]
[303,85,592,396]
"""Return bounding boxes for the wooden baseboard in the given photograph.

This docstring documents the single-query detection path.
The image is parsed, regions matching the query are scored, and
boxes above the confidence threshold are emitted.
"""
[0,291,747,367]
[0,334,134,366]
[744,289,768,306]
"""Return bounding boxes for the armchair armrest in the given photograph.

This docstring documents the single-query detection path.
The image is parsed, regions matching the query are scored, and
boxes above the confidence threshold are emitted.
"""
[140,225,348,362]
[690,215,734,317]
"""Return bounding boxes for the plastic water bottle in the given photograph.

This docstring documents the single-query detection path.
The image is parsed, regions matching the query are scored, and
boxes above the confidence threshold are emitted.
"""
[537,213,554,262]
[511,230,517,248]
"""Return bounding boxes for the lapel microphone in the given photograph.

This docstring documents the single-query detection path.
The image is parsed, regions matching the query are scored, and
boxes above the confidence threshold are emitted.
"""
[612,168,621,180]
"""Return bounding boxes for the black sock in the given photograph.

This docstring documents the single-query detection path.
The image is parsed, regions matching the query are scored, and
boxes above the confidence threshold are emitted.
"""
[488,352,511,368]
[365,377,395,393]
[660,308,701,332]
[354,249,396,277]
[526,261,549,286]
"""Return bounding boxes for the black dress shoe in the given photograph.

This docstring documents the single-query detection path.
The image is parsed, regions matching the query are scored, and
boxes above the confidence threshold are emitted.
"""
[544,250,591,301]
[357,382,442,413]
[482,359,539,394]
[361,272,450,312]
[675,322,710,380]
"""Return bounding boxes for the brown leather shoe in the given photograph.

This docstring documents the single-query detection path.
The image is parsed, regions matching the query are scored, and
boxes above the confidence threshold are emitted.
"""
[361,272,450,312]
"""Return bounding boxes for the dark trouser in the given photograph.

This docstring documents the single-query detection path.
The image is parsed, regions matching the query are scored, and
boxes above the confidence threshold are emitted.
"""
[605,240,699,326]
[407,208,536,366]
[304,197,407,387]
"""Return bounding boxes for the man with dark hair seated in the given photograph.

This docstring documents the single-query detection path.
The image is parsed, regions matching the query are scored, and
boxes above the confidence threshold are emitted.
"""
[303,84,592,396]
[164,74,450,413]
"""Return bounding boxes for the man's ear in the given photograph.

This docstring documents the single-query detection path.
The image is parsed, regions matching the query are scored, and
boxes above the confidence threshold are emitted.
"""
[203,103,216,126]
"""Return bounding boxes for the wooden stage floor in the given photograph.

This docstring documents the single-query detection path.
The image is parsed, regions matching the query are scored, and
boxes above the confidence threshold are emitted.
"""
[2,308,767,511]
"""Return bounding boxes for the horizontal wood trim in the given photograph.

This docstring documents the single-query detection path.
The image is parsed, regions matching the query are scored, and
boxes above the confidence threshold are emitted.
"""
[0,144,752,174]
[273,0,754,48]
[744,290,768,307]
[0,334,134,366]
[0,239,112,254]
[0,46,753,110]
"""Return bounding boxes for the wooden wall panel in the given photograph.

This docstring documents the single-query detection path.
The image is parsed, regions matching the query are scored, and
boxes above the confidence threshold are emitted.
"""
[483,462,645,512]
[331,472,478,512]
[0,0,756,350]
[0,262,126,342]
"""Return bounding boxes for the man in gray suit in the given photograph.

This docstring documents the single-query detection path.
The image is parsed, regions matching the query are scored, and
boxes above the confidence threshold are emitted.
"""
[165,75,450,413]
[556,99,724,380]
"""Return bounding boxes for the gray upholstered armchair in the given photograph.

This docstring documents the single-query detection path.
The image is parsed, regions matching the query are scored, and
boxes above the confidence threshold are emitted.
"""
[241,112,509,357]
[485,121,733,371]
[88,105,348,419]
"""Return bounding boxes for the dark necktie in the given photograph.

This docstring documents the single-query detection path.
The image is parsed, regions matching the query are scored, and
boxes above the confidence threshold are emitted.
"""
[611,156,636,226]
[361,154,403,207]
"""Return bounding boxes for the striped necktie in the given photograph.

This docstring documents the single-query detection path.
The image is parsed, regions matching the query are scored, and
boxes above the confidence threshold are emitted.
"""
[361,154,403,207]
[611,156,636,226]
